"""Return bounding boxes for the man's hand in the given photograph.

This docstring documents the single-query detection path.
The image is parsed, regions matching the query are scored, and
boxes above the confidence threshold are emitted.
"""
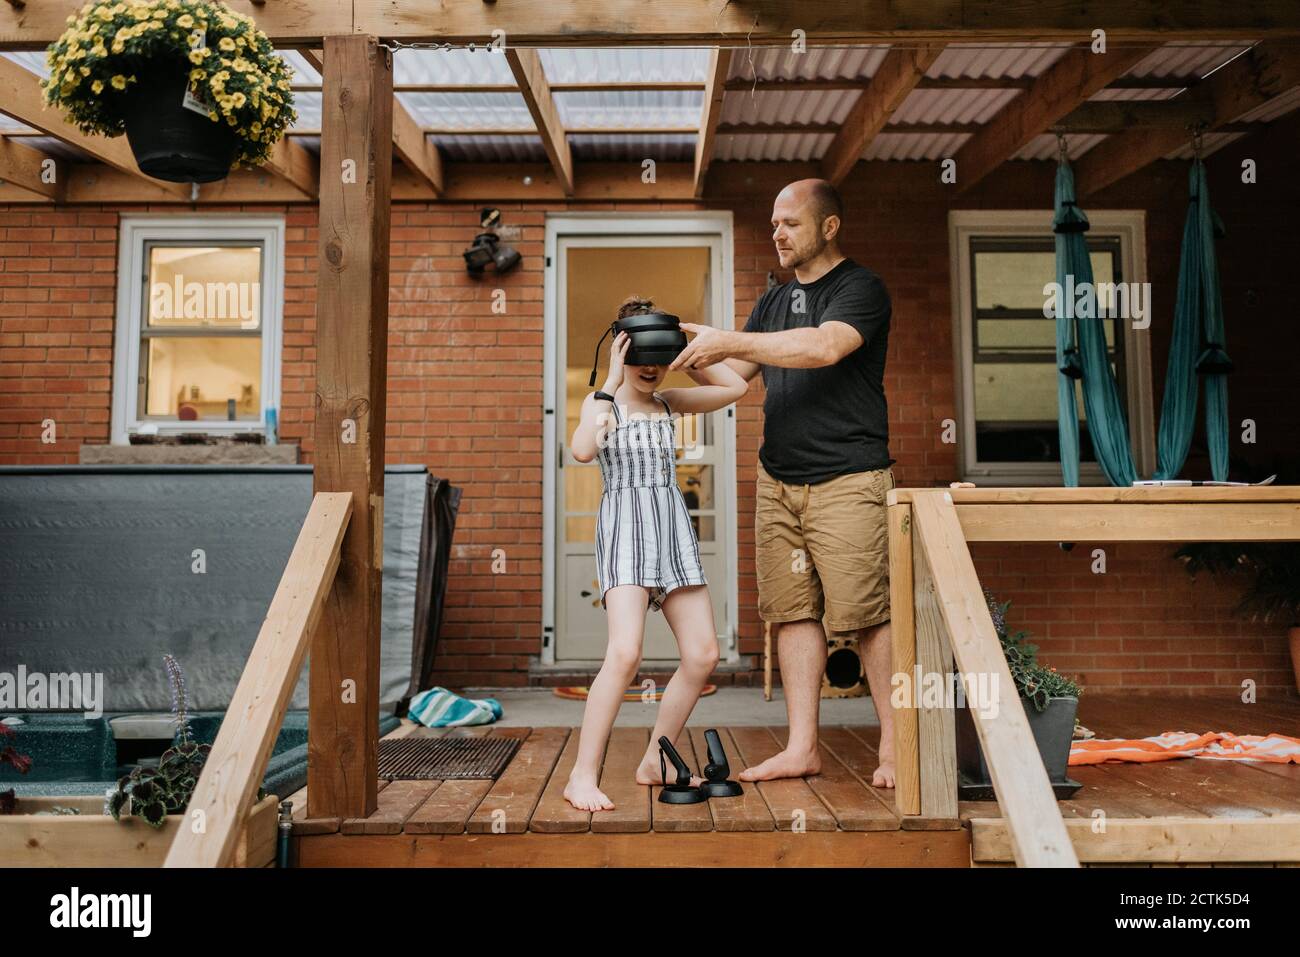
[671,322,735,371]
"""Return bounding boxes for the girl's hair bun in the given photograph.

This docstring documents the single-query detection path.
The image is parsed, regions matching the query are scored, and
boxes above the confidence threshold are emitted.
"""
[617,295,656,320]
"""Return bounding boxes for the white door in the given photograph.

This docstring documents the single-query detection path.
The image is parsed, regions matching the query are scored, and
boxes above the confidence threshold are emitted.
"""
[543,216,737,666]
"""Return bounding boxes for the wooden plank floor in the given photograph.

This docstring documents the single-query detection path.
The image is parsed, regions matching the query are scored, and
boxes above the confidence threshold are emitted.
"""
[291,723,972,866]
[964,693,1300,865]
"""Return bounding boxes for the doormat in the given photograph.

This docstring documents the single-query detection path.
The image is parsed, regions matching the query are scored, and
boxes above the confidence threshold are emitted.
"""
[377,735,521,780]
[553,683,718,702]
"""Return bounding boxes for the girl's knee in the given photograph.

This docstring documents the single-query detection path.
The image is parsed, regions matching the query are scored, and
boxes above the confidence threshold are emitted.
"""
[682,641,719,675]
[604,641,642,676]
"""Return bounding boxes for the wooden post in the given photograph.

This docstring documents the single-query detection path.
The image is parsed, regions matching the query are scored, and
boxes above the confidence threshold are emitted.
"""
[308,35,394,821]
[886,499,920,815]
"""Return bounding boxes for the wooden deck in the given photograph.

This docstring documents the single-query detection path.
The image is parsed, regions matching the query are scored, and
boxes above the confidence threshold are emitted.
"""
[965,693,1300,866]
[289,694,1300,867]
[290,724,970,867]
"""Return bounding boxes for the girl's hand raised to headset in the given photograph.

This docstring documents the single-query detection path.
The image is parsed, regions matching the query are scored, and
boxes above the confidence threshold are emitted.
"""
[602,331,630,392]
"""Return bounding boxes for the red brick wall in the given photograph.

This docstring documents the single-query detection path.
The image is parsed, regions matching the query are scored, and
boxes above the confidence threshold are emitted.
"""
[2,115,1297,695]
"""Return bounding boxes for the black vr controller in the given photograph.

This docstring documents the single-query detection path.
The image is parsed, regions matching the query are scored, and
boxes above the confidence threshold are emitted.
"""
[587,311,688,387]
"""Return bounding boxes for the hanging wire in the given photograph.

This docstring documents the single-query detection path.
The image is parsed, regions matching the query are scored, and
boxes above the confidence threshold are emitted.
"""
[1055,130,1069,162]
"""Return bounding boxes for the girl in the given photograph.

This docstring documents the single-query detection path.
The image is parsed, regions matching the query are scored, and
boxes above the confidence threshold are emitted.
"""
[564,297,748,812]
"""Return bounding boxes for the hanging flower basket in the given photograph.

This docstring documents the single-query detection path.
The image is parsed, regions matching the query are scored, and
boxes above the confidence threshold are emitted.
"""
[42,0,297,184]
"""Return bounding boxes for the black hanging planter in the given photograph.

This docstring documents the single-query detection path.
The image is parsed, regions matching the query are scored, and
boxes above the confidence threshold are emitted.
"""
[120,59,239,184]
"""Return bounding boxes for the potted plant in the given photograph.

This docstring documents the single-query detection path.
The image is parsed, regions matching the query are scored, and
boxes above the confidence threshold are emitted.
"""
[0,722,33,815]
[955,590,1084,799]
[1174,541,1300,694]
[42,0,296,183]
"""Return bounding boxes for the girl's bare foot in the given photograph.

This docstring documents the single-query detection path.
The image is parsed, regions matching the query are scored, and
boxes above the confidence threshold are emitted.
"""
[564,773,614,812]
[635,752,703,788]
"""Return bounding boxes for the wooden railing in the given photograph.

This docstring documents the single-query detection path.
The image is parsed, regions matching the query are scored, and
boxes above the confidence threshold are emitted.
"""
[163,492,353,868]
[888,485,1300,867]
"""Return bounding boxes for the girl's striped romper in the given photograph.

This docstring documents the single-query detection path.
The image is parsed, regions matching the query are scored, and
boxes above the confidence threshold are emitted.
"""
[594,391,707,612]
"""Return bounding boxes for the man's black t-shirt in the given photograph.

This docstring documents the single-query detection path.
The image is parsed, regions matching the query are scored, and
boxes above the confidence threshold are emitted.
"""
[742,257,893,485]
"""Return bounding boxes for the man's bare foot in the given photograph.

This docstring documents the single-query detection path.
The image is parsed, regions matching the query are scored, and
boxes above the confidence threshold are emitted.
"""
[871,762,895,789]
[564,773,614,812]
[635,753,703,788]
[738,747,821,782]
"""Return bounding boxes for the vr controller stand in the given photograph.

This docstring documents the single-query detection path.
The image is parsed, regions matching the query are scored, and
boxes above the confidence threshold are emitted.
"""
[657,736,707,804]
[699,728,743,798]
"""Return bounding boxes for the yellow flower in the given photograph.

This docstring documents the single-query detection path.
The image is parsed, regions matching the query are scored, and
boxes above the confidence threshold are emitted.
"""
[111,74,127,90]
[80,65,90,76]
[188,48,208,64]
[189,67,205,82]
[151,8,167,19]
[218,37,236,52]
[231,91,246,108]
[176,13,194,28]
[111,40,125,53]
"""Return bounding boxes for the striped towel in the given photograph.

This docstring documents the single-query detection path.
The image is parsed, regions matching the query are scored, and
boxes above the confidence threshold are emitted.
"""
[1069,731,1300,766]
[407,687,503,727]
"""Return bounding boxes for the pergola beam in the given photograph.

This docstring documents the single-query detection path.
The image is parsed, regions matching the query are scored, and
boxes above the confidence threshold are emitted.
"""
[392,97,443,196]
[1075,43,1300,196]
[261,136,319,198]
[0,135,63,200]
[504,47,574,196]
[821,45,944,187]
[951,44,1157,193]
[8,2,1300,48]
[693,48,731,198]
[0,54,189,196]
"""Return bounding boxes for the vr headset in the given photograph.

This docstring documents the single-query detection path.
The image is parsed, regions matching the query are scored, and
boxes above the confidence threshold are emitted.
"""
[587,311,688,386]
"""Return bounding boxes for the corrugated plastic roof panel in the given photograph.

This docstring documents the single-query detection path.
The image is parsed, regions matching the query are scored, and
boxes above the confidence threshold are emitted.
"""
[1014,132,1109,161]
[863,131,973,161]
[568,133,696,161]
[432,135,547,163]
[292,91,322,131]
[553,90,703,129]
[927,43,1072,79]
[892,88,1022,125]
[1233,85,1300,124]
[396,91,534,130]
[714,131,833,162]
[1121,42,1251,79]
[1166,131,1246,160]
[394,48,515,86]
[540,48,709,83]
[724,45,890,81]
[720,89,858,126]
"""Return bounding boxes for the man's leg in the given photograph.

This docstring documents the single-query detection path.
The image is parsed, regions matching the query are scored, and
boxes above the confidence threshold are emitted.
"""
[738,618,825,781]
[855,619,895,788]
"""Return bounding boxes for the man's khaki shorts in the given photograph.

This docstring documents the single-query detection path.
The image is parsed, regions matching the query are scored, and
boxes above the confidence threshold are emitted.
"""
[755,462,894,633]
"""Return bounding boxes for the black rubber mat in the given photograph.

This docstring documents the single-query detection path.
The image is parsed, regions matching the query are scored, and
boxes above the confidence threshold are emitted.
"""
[377,735,521,780]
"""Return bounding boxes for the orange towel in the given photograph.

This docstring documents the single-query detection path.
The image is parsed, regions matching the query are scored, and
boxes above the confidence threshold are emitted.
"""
[1069,731,1300,766]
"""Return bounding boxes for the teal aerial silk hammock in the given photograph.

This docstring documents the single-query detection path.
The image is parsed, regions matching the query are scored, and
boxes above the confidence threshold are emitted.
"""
[1153,158,1233,481]
[1052,158,1137,487]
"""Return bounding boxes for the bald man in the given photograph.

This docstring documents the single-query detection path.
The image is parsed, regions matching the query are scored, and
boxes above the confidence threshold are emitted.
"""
[671,178,897,787]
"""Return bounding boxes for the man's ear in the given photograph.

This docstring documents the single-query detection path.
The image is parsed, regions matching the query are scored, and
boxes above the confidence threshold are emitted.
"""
[822,214,841,243]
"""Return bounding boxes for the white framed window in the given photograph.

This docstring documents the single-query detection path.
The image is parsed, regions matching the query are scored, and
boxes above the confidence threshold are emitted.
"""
[111,216,285,443]
[948,210,1155,485]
